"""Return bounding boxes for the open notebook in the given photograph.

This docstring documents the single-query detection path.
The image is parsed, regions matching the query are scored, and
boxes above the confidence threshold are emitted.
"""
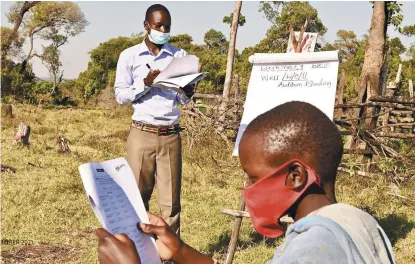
[151,55,207,94]
[79,157,162,264]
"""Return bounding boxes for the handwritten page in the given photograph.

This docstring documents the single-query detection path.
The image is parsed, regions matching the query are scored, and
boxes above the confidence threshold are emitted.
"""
[232,51,339,156]
[79,158,162,264]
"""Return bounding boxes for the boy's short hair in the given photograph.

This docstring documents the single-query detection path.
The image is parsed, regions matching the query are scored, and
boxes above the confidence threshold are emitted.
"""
[145,4,170,22]
[243,101,343,183]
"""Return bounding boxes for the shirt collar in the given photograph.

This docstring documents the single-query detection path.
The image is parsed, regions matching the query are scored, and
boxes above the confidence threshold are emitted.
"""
[138,38,173,56]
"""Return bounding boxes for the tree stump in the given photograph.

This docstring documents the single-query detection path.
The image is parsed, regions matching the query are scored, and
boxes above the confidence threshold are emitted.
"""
[1,164,17,174]
[55,136,71,153]
[14,122,30,145]
[1,104,13,118]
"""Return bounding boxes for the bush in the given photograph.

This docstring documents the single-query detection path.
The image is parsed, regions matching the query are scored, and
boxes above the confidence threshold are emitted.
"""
[1,59,36,102]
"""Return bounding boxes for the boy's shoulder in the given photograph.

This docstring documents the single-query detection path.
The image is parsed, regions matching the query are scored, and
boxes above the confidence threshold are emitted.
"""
[270,204,395,264]
[311,203,395,264]
[269,216,349,264]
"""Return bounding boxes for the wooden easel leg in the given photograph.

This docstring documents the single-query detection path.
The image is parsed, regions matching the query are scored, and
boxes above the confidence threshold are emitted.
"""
[225,194,245,264]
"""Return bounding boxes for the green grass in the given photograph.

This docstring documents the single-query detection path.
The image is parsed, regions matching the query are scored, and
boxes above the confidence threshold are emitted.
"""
[1,104,414,263]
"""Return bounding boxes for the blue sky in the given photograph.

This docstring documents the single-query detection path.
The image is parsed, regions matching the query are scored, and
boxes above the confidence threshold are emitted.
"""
[1,1,414,79]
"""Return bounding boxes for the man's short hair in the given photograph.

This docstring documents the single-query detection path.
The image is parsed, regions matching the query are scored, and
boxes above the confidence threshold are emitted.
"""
[145,4,170,22]
[243,101,343,183]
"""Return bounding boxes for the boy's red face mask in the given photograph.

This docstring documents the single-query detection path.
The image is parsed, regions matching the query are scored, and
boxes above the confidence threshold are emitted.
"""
[243,160,321,238]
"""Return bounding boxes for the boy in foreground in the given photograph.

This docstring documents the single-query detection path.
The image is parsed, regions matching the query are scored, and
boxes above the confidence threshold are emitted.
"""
[96,101,395,264]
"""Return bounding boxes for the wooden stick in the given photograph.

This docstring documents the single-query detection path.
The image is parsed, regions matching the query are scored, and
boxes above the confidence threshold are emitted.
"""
[335,102,415,112]
[225,196,245,264]
[341,109,394,122]
[391,110,413,116]
[369,96,415,105]
[222,208,250,218]
[374,132,415,139]
[343,149,373,155]
[374,123,415,131]
[339,130,414,140]
[409,79,413,98]
[335,69,346,117]
[387,192,415,203]
[395,63,402,84]
[337,166,374,177]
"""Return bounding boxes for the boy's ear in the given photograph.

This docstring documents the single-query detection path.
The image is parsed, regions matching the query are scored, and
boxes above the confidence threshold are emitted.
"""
[285,162,308,190]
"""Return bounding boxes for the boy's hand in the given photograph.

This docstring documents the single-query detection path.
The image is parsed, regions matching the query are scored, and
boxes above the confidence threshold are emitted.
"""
[96,228,141,264]
[144,69,161,86]
[138,212,182,261]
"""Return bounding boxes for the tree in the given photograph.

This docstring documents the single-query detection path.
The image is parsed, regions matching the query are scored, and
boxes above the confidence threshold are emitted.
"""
[37,45,63,95]
[258,1,286,24]
[1,27,24,60]
[333,30,358,62]
[219,1,242,124]
[7,1,88,72]
[169,34,194,49]
[76,34,145,98]
[356,1,386,130]
[402,25,415,37]
[255,2,327,53]
[223,12,246,27]
[1,1,39,61]
[204,29,228,54]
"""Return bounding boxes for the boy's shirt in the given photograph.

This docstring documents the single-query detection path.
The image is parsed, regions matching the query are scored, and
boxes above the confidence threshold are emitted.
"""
[269,203,395,264]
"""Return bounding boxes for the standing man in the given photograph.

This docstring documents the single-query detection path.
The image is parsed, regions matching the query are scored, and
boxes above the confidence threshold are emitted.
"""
[114,4,195,235]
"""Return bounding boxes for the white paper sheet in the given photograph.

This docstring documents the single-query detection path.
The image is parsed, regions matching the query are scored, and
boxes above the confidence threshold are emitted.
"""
[154,55,200,82]
[152,73,207,93]
[79,158,162,264]
[233,51,340,156]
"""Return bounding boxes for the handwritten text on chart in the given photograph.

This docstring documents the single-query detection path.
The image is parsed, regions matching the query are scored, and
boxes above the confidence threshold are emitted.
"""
[261,71,308,81]
[260,65,304,72]
[260,74,332,88]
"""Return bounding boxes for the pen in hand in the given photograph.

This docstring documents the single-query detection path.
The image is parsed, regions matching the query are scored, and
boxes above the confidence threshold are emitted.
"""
[144,63,160,87]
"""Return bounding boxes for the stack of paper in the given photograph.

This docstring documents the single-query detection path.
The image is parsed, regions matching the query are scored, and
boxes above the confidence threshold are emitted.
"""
[152,55,207,94]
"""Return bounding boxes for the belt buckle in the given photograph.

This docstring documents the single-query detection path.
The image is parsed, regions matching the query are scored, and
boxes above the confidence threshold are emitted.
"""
[158,127,167,136]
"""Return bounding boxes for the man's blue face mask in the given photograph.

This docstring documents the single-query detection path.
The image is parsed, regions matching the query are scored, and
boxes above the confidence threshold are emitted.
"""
[148,28,170,45]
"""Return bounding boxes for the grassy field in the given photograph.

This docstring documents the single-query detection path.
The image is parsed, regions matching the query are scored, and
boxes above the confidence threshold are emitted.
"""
[1,104,414,263]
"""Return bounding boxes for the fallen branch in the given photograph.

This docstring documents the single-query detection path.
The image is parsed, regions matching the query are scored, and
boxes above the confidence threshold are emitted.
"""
[337,166,373,177]
[387,192,415,203]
